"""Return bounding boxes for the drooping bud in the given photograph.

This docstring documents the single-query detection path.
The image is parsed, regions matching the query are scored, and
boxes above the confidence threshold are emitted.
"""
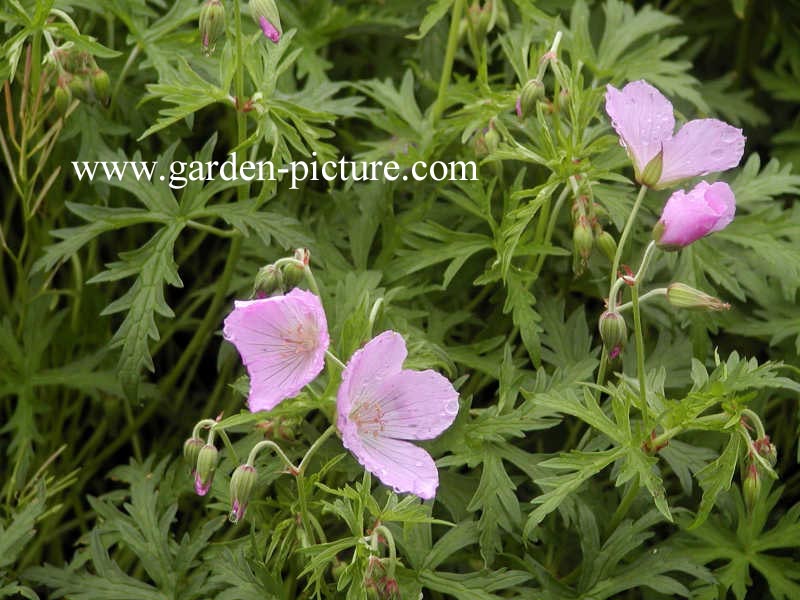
[250,0,282,43]
[599,310,627,359]
[194,443,218,496]
[199,0,226,55]
[517,79,545,119]
[754,436,778,468]
[484,124,500,154]
[229,464,257,523]
[183,437,205,469]
[743,463,761,513]
[572,214,594,274]
[472,129,489,157]
[253,264,285,297]
[68,74,91,101]
[595,231,617,263]
[277,248,309,290]
[91,69,111,104]
[54,78,72,115]
[666,283,730,312]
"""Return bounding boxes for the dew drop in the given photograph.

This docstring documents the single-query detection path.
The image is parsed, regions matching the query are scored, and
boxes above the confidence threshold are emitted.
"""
[444,399,459,416]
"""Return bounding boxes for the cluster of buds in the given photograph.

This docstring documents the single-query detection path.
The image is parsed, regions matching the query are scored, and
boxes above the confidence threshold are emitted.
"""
[463,0,495,46]
[199,0,226,55]
[472,119,500,158]
[252,248,310,298]
[46,48,110,114]
[184,435,219,496]
[571,193,615,275]
[363,556,401,600]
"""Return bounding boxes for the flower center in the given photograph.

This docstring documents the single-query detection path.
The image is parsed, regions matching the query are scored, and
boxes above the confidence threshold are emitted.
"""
[349,398,385,437]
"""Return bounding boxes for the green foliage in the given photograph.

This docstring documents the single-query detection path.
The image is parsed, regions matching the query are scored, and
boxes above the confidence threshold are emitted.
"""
[1,0,799,598]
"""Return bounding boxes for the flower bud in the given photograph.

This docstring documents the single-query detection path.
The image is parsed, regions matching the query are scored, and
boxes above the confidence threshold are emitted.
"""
[91,68,110,104]
[754,436,777,468]
[472,129,489,157]
[743,463,760,513]
[194,443,218,496]
[517,79,544,119]
[572,214,594,274]
[250,0,282,43]
[595,230,617,263]
[68,75,90,101]
[666,283,730,312]
[199,0,226,55]
[599,310,627,359]
[281,261,305,290]
[229,464,257,523]
[183,437,205,469]
[484,126,500,154]
[253,264,285,297]
[54,79,72,115]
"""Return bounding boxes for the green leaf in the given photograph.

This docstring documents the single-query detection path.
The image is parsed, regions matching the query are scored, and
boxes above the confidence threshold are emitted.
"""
[689,433,741,529]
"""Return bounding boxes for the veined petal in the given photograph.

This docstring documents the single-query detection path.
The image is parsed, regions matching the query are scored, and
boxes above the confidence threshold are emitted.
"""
[336,331,407,425]
[341,429,439,500]
[605,81,674,175]
[659,119,745,187]
[223,288,329,412]
[370,370,459,440]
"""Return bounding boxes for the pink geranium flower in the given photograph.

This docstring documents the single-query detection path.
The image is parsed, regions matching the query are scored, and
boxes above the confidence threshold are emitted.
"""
[654,181,736,249]
[605,80,745,188]
[223,288,329,412]
[336,331,459,500]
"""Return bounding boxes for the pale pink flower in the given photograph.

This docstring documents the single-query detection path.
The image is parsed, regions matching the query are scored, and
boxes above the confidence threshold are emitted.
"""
[223,288,329,412]
[336,331,459,500]
[605,80,744,188]
[654,181,735,248]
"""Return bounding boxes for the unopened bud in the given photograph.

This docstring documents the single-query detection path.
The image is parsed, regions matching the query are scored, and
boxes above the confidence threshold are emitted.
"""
[250,0,282,43]
[743,463,761,513]
[54,80,72,115]
[229,464,257,523]
[595,231,617,263]
[68,75,90,101]
[91,69,110,104]
[666,283,730,312]
[253,264,285,297]
[484,125,500,154]
[573,215,594,260]
[517,79,545,119]
[183,437,205,469]
[599,310,627,359]
[194,443,218,496]
[199,0,226,55]
[754,436,777,468]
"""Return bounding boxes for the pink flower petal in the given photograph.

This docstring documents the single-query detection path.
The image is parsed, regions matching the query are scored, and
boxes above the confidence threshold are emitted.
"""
[341,430,439,499]
[655,181,736,248]
[605,81,675,175]
[659,119,745,187]
[223,288,329,412]
[336,331,407,428]
[369,370,459,440]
